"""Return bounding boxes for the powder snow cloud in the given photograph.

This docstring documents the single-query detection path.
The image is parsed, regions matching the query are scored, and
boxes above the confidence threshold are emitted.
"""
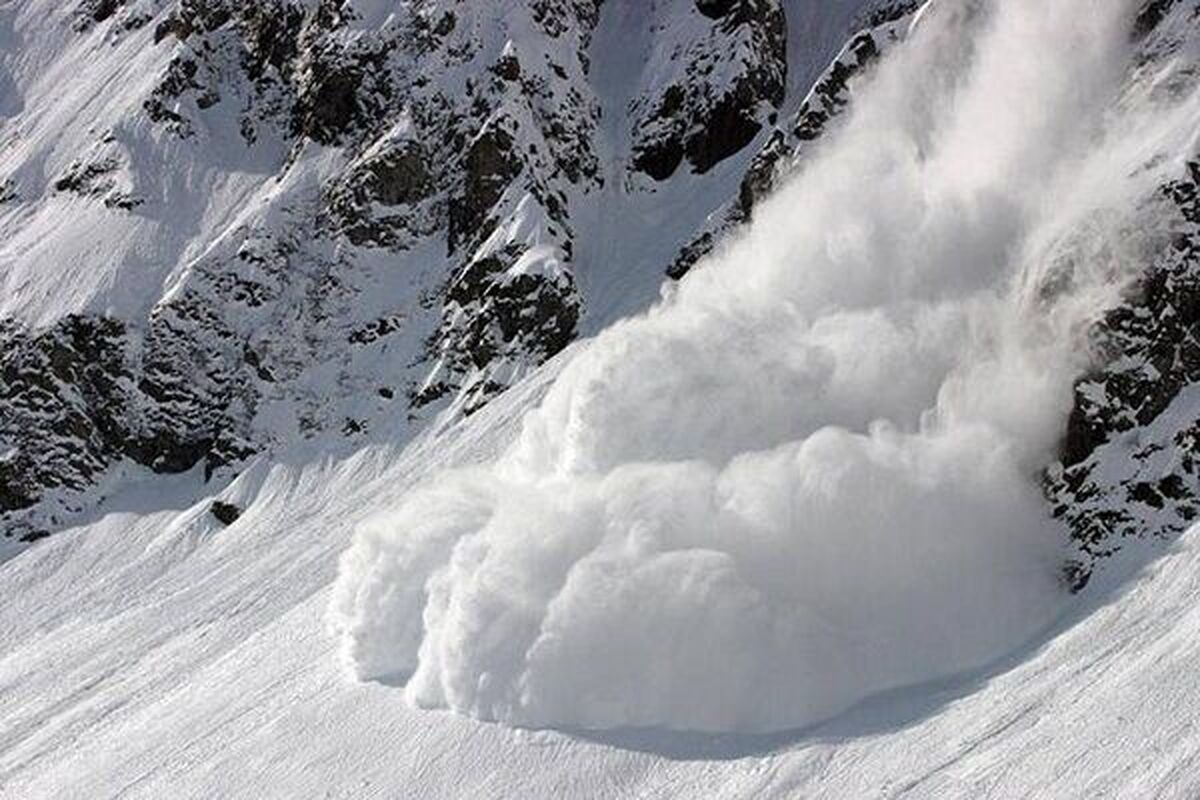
[330,0,1200,733]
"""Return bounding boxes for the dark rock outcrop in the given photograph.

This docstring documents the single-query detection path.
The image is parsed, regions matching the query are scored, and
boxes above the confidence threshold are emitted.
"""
[670,7,910,278]
[1134,0,1182,41]
[417,243,580,414]
[448,127,525,254]
[75,0,127,29]
[210,501,242,525]
[1047,162,1200,588]
[631,0,787,181]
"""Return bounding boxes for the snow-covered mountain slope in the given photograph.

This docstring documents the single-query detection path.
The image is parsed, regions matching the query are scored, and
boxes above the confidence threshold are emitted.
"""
[0,0,900,546]
[7,0,1200,796]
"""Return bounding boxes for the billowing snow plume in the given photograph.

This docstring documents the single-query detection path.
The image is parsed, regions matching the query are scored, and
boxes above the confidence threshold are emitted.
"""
[331,0,1199,733]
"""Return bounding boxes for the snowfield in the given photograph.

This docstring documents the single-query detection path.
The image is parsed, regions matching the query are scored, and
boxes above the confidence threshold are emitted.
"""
[1,370,1199,798]
[5,0,1200,796]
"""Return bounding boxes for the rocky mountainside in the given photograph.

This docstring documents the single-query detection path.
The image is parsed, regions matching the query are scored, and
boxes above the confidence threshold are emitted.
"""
[0,0,904,545]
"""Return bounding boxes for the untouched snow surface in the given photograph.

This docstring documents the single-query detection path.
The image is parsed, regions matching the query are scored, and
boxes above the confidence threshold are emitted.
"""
[330,0,1200,733]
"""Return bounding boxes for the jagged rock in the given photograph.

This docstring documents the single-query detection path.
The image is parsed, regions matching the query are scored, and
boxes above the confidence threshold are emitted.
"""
[633,86,687,182]
[1047,160,1200,588]
[862,0,922,27]
[670,7,913,278]
[144,56,204,134]
[348,316,405,347]
[0,316,134,531]
[1134,0,1181,40]
[324,133,444,247]
[210,501,242,525]
[52,148,143,210]
[794,31,881,141]
[146,1,309,141]
[240,3,305,80]
[363,147,433,207]
[449,127,524,253]
[694,0,738,19]
[668,231,718,280]
[418,242,580,414]
[631,0,787,180]
[0,308,262,536]
[292,36,390,146]
[74,0,126,29]
[54,158,119,196]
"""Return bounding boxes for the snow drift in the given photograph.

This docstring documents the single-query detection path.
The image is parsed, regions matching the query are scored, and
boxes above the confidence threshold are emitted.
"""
[330,0,1198,733]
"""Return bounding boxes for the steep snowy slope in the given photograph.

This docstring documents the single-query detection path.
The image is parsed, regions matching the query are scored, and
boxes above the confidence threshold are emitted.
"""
[6,0,1200,797]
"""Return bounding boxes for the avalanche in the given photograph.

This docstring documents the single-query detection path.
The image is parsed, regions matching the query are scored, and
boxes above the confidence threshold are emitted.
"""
[331,0,1200,734]
[6,0,1200,797]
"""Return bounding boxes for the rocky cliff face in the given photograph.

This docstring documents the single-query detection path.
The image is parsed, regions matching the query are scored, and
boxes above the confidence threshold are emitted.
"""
[627,0,786,181]
[669,0,918,278]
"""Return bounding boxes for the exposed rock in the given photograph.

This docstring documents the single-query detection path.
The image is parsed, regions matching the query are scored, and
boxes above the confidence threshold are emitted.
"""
[1134,0,1182,41]
[54,158,120,196]
[418,242,580,414]
[694,0,738,20]
[143,56,205,135]
[0,316,135,533]
[292,35,391,146]
[326,140,439,247]
[2,0,922,545]
[449,126,524,253]
[1047,161,1200,588]
[794,32,880,142]
[362,147,433,208]
[861,0,922,28]
[631,0,787,180]
[74,0,126,30]
[670,8,912,278]
[210,500,242,525]
[348,316,405,347]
